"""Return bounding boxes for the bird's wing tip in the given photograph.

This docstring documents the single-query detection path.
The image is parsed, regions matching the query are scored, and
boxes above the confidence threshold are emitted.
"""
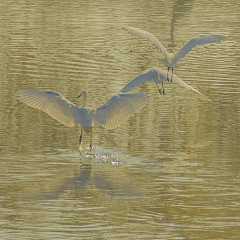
[191,90,212,102]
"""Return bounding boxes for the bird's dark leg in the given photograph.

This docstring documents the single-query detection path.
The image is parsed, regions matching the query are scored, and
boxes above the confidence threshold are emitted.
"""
[162,83,165,95]
[171,68,173,82]
[90,133,92,149]
[167,67,170,82]
[154,79,165,95]
[155,79,163,95]
[79,128,82,145]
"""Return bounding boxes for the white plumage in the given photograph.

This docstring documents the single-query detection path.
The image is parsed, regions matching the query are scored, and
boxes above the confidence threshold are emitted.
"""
[123,27,226,79]
[120,67,211,102]
[18,89,148,147]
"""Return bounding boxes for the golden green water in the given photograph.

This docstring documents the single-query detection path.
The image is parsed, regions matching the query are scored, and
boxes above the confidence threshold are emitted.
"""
[0,0,240,239]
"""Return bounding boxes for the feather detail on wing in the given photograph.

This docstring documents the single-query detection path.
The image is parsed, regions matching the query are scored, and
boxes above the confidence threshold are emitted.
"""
[170,74,212,102]
[173,34,226,64]
[17,89,89,127]
[120,67,168,93]
[120,67,211,101]
[123,27,168,58]
[94,91,148,129]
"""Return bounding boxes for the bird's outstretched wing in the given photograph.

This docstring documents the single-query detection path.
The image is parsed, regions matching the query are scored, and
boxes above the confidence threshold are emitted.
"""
[120,67,211,102]
[120,68,168,93]
[169,70,212,102]
[17,89,88,127]
[95,91,148,130]
[123,27,168,58]
[173,34,226,64]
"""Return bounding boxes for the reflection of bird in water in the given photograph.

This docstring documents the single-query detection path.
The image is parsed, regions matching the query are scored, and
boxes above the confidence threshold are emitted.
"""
[120,66,211,102]
[18,89,148,148]
[170,0,194,45]
[123,27,226,81]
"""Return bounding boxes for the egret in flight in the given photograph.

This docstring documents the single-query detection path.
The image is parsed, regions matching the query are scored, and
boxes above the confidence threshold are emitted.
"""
[123,27,226,81]
[18,89,148,148]
[120,66,211,102]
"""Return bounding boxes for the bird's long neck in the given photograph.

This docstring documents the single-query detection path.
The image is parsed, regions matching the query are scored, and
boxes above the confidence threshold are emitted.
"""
[82,97,87,108]
[81,91,88,108]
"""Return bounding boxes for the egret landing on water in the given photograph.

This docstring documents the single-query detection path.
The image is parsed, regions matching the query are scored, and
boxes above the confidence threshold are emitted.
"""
[123,27,226,81]
[17,90,148,148]
[120,66,212,102]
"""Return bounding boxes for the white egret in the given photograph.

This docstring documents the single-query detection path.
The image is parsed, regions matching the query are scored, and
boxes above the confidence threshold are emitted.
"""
[120,66,211,102]
[123,27,226,80]
[17,89,148,148]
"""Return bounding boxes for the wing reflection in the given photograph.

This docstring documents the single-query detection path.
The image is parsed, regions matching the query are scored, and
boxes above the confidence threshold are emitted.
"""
[19,152,145,201]
[171,0,194,46]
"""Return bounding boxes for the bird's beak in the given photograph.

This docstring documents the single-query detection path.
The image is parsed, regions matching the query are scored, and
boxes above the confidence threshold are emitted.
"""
[77,94,81,98]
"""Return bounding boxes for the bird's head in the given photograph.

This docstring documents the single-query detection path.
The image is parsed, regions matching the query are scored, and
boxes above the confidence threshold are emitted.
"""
[77,90,87,98]
[77,91,88,107]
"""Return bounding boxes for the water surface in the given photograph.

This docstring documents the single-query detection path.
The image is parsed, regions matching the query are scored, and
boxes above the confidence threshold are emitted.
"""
[0,0,240,239]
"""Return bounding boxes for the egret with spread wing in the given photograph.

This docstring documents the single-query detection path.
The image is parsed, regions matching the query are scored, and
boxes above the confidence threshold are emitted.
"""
[18,89,148,148]
[120,67,211,102]
[123,27,226,81]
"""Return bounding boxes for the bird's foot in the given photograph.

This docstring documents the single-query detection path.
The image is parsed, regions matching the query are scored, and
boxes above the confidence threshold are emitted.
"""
[158,88,165,95]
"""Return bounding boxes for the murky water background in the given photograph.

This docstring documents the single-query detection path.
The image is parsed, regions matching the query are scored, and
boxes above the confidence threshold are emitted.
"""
[0,0,240,239]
